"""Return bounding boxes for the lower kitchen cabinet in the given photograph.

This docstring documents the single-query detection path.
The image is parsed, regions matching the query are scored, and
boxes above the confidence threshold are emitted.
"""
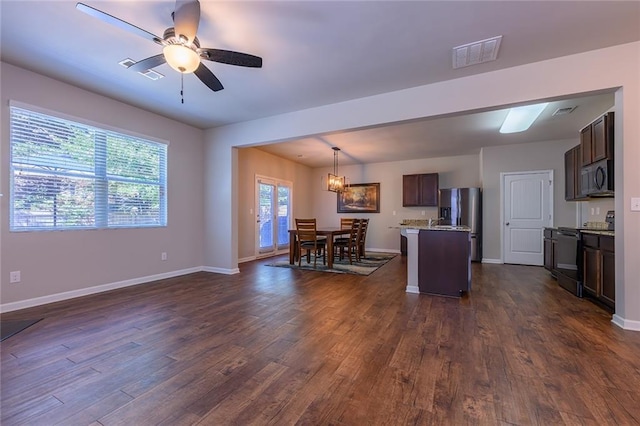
[543,228,556,275]
[582,233,615,311]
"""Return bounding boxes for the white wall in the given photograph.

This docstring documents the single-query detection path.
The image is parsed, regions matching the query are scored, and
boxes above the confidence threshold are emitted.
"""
[0,63,206,310]
[206,42,640,329]
[480,138,581,261]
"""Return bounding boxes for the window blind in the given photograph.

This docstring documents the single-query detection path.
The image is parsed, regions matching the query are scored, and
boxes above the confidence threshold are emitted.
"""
[10,106,167,231]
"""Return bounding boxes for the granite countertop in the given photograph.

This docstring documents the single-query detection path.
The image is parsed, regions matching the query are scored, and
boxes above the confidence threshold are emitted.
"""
[398,224,471,232]
[580,229,615,237]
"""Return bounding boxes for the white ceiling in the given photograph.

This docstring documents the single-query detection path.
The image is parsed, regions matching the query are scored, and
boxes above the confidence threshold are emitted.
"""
[1,1,638,167]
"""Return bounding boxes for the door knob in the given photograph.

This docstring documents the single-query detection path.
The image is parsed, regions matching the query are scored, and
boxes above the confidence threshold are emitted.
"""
[506,222,510,226]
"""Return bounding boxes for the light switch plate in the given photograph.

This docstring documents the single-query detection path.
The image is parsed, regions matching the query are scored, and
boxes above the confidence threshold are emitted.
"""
[631,197,640,211]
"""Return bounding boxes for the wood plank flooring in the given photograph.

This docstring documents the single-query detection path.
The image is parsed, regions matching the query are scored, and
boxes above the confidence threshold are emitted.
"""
[2,255,640,425]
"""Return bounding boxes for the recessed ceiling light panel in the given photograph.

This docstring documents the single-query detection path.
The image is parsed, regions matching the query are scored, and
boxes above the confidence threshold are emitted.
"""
[452,36,502,69]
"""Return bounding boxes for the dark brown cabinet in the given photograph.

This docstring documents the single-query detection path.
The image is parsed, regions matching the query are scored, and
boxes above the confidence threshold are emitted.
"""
[403,173,439,207]
[418,229,470,297]
[580,112,614,167]
[564,145,586,201]
[543,228,557,275]
[582,232,615,311]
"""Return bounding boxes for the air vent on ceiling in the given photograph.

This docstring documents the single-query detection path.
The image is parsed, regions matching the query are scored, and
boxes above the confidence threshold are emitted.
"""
[139,69,164,80]
[118,58,136,68]
[452,35,502,69]
[552,106,577,116]
[118,58,164,80]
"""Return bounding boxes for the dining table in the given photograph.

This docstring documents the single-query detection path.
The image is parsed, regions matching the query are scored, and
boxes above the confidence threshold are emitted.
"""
[288,227,351,269]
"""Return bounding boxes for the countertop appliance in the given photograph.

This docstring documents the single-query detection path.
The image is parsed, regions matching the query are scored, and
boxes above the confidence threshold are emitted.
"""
[438,187,482,262]
[581,158,614,197]
[606,210,615,230]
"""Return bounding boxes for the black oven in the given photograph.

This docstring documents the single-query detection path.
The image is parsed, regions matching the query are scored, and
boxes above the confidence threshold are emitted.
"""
[555,227,582,296]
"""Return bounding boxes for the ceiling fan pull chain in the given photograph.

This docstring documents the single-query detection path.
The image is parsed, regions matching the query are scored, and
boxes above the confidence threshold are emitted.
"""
[181,73,185,104]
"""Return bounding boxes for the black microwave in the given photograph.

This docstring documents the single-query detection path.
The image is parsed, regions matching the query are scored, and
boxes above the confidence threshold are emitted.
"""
[581,158,614,197]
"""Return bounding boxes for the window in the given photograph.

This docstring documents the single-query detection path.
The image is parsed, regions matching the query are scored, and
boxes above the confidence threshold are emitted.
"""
[10,105,167,231]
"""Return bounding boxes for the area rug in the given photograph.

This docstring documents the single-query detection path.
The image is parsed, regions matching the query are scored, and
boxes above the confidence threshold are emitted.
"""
[1,318,43,342]
[267,252,396,275]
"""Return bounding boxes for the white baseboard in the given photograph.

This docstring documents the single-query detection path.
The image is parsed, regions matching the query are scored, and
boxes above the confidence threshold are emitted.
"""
[482,258,503,264]
[202,266,240,275]
[612,314,640,331]
[366,248,401,254]
[238,256,256,263]
[406,285,420,294]
[0,266,202,313]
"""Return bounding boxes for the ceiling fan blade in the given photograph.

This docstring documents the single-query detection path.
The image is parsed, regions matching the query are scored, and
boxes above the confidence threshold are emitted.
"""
[76,3,163,45]
[127,54,167,72]
[194,63,224,92]
[199,49,263,68]
[173,0,200,44]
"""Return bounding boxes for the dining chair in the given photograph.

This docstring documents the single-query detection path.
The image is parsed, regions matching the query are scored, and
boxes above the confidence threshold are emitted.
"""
[295,218,326,268]
[334,218,361,264]
[357,218,370,260]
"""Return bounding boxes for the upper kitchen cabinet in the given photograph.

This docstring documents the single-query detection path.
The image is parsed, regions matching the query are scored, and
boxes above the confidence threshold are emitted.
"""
[580,112,614,167]
[403,173,439,207]
[564,145,587,201]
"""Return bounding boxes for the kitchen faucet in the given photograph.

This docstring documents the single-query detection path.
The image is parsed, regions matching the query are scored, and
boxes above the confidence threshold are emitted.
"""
[428,217,444,226]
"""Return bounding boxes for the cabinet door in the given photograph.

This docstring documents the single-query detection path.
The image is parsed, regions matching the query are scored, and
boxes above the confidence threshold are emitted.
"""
[402,175,420,206]
[418,173,438,206]
[592,115,607,163]
[580,125,593,166]
[544,238,553,271]
[582,246,600,296]
[564,149,575,201]
[601,250,615,308]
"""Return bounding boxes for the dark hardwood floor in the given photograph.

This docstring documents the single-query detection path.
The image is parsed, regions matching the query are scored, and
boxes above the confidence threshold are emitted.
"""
[2,255,640,425]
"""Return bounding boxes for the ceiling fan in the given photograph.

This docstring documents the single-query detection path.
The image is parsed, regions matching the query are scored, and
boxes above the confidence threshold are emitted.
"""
[76,0,262,93]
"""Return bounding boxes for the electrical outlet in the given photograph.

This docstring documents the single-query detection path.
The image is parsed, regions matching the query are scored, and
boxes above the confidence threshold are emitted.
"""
[631,197,640,211]
[596,207,600,215]
[161,252,167,261]
[10,271,21,283]
[392,210,396,216]
[421,211,426,215]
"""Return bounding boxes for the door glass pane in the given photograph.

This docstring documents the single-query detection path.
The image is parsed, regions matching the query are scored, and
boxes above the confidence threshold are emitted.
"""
[277,185,291,247]
[258,182,274,251]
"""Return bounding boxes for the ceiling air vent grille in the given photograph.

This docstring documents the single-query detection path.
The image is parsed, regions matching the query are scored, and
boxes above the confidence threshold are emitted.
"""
[552,106,577,116]
[452,35,502,69]
[139,69,164,80]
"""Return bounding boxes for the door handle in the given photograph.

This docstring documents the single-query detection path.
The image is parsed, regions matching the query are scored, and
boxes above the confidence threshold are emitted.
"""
[506,222,510,226]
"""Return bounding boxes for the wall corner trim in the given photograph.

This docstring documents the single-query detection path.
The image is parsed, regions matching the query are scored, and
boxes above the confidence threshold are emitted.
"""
[612,314,640,331]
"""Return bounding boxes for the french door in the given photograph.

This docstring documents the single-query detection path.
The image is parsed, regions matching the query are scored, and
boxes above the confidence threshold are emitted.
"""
[256,176,292,256]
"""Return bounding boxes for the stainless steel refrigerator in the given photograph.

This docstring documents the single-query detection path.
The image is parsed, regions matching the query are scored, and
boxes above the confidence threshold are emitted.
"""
[438,188,482,262]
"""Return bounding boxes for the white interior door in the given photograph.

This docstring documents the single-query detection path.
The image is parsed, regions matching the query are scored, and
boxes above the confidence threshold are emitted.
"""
[256,176,292,256]
[502,171,552,265]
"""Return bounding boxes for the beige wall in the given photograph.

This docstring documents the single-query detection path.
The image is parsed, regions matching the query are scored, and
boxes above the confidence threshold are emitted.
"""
[310,154,480,252]
[480,138,581,261]
[237,147,314,260]
[0,63,205,310]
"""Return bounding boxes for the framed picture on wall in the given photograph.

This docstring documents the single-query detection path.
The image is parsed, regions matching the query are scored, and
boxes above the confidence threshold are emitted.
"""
[337,183,380,213]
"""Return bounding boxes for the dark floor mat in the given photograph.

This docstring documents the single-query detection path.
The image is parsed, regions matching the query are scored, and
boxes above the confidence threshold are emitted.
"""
[1,318,43,342]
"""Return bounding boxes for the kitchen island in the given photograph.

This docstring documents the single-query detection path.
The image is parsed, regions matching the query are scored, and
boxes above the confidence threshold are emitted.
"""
[404,225,471,297]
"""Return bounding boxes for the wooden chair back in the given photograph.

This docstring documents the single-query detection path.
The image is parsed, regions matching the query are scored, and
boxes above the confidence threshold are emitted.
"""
[340,217,354,230]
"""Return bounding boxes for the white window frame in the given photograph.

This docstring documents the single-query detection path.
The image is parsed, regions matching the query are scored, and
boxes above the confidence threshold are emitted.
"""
[9,101,168,231]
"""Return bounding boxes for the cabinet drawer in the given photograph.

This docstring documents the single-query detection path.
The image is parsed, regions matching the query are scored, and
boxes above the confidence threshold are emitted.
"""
[600,236,615,252]
[582,233,599,248]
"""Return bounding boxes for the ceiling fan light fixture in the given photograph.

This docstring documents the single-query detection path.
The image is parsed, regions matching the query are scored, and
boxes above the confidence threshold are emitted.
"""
[163,44,200,73]
[499,102,549,134]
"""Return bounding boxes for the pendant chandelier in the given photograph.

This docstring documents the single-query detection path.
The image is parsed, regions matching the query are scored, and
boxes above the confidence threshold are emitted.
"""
[327,147,348,192]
